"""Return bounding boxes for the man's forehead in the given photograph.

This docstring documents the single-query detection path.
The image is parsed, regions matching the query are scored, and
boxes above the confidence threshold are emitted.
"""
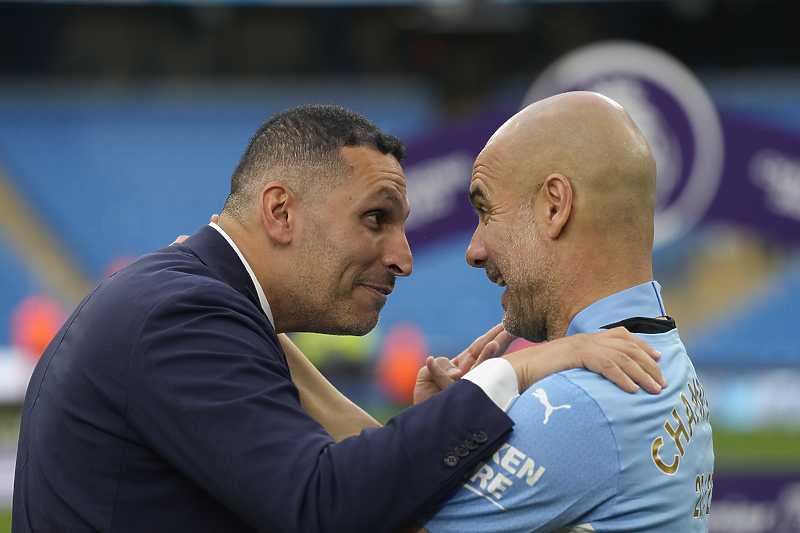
[338,151,409,213]
[365,184,408,204]
[340,146,406,189]
[471,140,506,188]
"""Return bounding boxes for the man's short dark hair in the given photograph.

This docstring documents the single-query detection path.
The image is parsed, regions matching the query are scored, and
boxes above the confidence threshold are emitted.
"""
[222,104,406,223]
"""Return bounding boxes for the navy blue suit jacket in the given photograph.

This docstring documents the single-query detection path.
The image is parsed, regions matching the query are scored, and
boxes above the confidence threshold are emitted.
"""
[13,225,514,533]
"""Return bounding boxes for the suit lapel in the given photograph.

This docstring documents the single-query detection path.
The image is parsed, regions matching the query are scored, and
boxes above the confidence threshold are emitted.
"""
[181,225,265,316]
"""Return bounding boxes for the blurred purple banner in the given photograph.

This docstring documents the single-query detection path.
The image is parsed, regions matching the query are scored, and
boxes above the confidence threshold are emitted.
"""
[712,115,800,245]
[710,473,800,533]
[402,109,509,251]
[402,41,800,252]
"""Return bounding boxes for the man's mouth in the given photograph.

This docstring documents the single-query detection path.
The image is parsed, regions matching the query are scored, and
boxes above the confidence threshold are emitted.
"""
[357,273,396,301]
[361,284,392,296]
[484,262,506,288]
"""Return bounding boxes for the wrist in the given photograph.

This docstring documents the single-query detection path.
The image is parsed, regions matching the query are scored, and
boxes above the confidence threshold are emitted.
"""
[463,358,520,412]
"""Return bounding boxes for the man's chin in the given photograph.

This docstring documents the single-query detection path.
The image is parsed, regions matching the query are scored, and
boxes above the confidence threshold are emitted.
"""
[502,313,548,344]
[340,320,378,337]
[316,312,380,337]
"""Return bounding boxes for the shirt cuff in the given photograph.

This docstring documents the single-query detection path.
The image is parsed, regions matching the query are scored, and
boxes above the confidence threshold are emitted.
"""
[462,358,520,412]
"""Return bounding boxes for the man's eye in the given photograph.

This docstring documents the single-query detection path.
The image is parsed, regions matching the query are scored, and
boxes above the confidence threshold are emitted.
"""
[367,212,382,224]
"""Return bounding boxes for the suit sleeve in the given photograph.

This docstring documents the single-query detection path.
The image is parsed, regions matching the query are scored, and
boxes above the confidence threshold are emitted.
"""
[128,283,514,533]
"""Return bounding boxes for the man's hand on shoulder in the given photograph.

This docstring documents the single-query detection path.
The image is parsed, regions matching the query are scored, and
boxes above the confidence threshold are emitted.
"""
[415,326,667,405]
[171,215,220,246]
[505,327,667,394]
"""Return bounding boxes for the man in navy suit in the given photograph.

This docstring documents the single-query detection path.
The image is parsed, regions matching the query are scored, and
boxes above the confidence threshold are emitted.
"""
[13,105,663,533]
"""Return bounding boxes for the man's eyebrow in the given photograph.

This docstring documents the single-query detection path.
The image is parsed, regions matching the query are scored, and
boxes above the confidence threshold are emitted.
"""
[365,186,407,211]
[469,185,487,207]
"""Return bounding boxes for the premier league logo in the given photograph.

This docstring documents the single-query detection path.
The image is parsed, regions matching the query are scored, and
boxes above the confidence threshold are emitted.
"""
[522,41,725,249]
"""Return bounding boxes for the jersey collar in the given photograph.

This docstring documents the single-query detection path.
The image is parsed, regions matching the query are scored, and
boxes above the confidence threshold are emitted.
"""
[565,281,666,337]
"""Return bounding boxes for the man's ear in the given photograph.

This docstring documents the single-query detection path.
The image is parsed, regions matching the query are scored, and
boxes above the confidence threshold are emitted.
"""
[260,182,297,245]
[538,173,573,239]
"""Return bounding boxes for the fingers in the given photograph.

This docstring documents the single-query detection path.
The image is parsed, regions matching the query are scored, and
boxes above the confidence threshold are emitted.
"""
[484,323,506,341]
[472,340,500,370]
[502,329,668,395]
[585,349,648,394]
[414,356,464,404]
[426,356,458,391]
[582,353,641,394]
[469,326,515,370]
[580,334,666,395]
[468,324,505,358]
[606,327,662,361]
[493,330,516,357]
[452,323,505,368]
[415,325,512,404]
[210,214,220,224]
[602,328,667,388]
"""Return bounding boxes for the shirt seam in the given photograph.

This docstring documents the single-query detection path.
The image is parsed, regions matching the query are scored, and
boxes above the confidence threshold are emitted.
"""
[650,281,666,316]
[554,372,622,522]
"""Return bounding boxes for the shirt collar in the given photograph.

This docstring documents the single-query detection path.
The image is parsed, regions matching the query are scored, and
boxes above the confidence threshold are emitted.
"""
[208,222,275,329]
[565,281,666,337]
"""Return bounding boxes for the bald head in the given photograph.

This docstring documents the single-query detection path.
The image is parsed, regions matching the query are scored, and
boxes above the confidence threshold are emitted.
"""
[466,92,658,340]
[489,91,657,247]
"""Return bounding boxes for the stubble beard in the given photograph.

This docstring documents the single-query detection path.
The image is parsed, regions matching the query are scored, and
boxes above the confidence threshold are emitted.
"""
[291,221,385,337]
[293,276,382,336]
[497,225,558,344]
[502,276,556,343]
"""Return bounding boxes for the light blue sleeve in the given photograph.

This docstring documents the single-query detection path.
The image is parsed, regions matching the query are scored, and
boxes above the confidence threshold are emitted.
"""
[419,374,619,533]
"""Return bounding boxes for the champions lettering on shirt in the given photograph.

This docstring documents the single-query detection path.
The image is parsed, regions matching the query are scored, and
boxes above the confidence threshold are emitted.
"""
[651,378,710,476]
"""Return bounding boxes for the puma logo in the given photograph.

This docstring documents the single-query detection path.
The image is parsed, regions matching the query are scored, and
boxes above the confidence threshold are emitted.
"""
[532,388,571,424]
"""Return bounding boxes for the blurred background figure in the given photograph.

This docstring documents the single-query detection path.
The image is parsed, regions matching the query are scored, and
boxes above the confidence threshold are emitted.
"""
[0,1,799,531]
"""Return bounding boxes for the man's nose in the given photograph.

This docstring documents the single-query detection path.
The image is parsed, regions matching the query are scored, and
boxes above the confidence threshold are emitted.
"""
[385,228,413,277]
[465,224,486,268]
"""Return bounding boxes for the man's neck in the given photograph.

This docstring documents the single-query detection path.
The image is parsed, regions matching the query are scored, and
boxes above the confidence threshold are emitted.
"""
[554,261,654,340]
[216,216,279,329]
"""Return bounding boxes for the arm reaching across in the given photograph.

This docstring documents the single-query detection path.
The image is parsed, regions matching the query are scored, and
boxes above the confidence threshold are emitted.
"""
[504,327,666,395]
[415,325,666,404]
[285,322,665,445]
[279,333,381,441]
[399,328,669,533]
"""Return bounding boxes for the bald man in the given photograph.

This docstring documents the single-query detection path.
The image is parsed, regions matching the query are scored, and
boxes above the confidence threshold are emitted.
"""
[410,92,714,532]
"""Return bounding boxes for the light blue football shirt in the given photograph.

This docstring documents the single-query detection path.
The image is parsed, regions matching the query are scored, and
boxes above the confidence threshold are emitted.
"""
[419,281,714,533]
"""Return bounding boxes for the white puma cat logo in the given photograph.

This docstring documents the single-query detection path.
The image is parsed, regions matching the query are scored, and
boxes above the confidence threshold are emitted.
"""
[532,388,571,424]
